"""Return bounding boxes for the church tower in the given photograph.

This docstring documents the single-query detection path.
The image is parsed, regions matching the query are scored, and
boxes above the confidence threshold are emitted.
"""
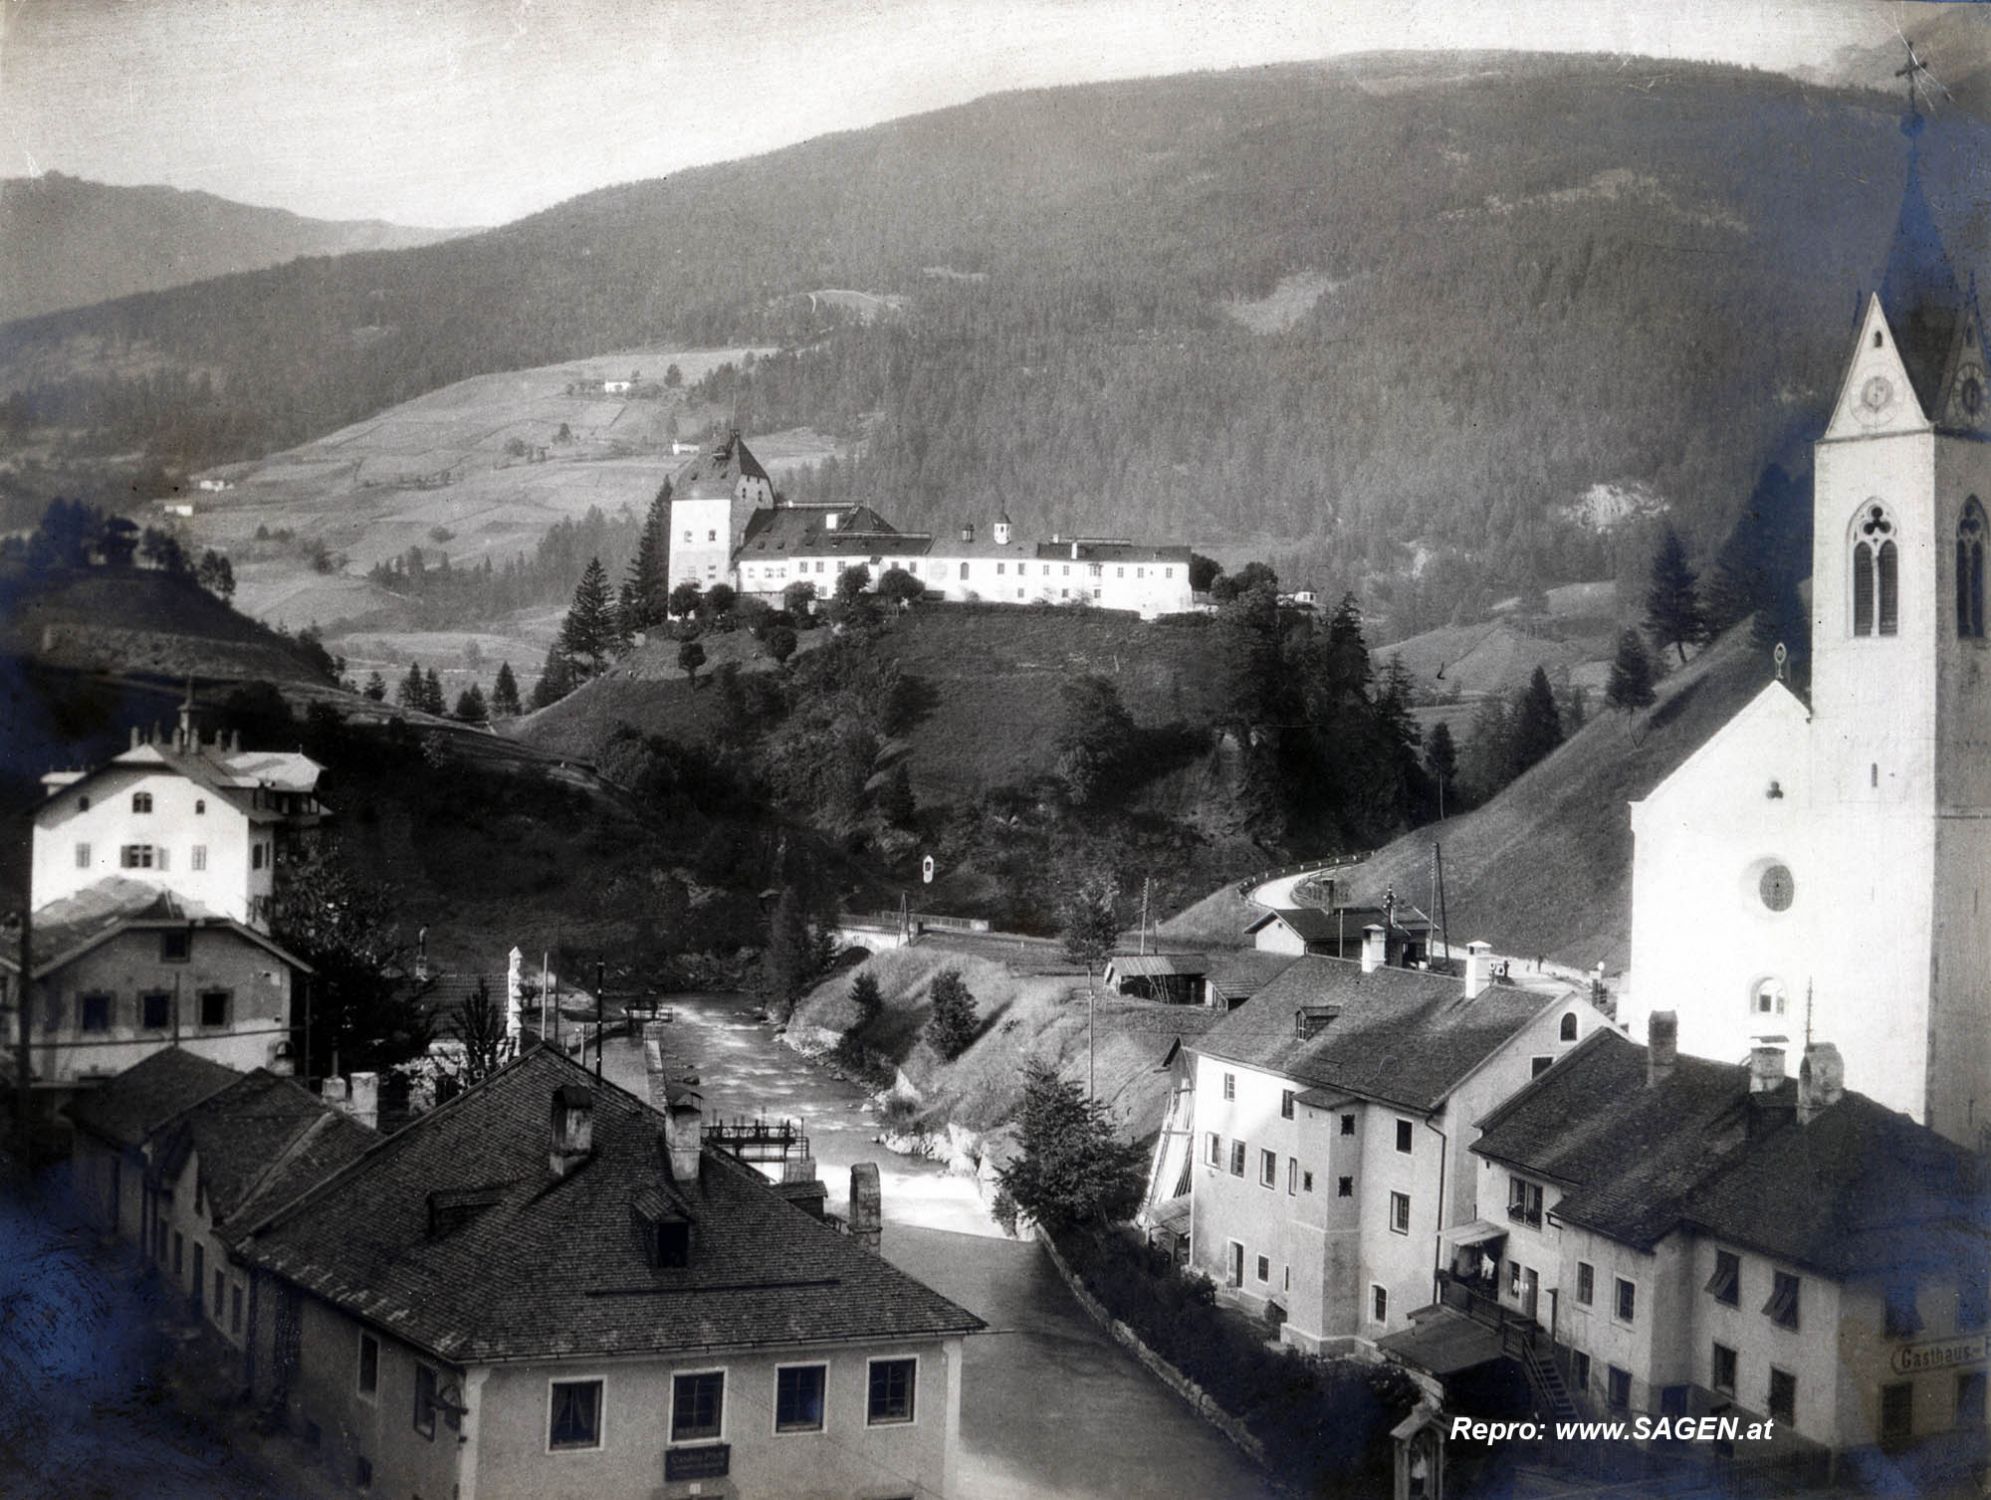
[1807,99,1991,1142]
[1626,87,1991,1147]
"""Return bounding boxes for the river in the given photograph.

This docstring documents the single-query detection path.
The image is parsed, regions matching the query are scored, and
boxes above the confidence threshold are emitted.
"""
[599,994,1277,1500]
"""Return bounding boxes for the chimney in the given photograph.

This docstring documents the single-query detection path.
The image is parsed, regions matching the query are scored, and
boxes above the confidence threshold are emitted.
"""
[663,1089,703,1184]
[320,1075,350,1109]
[1463,940,1494,999]
[1647,1011,1678,1086]
[414,927,429,984]
[1360,924,1386,974]
[1798,1042,1845,1124]
[1748,1042,1787,1094]
[506,947,525,1041]
[848,1162,883,1252]
[129,726,141,750]
[348,1071,379,1130]
[550,1084,595,1178]
[960,521,975,544]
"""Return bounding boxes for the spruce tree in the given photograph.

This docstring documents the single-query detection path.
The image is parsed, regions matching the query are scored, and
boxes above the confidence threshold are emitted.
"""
[560,556,616,678]
[849,971,884,1028]
[1605,629,1657,713]
[1507,666,1565,778]
[363,671,387,702]
[491,662,522,717]
[424,668,446,715]
[627,482,671,626]
[455,684,488,722]
[879,762,916,827]
[1424,720,1459,815]
[1644,526,1708,665]
[397,663,425,710]
[528,645,575,710]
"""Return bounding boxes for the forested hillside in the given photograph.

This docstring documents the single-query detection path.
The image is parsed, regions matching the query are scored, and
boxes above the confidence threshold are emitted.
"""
[0,173,464,323]
[4,56,1984,608]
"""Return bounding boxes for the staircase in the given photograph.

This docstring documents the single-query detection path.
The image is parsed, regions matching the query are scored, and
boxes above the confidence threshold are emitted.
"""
[1519,1338,1581,1425]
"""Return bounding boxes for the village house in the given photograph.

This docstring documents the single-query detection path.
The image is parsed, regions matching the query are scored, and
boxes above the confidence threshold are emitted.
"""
[232,1046,983,1500]
[1,699,325,1100]
[666,431,1197,619]
[0,877,310,1089]
[66,1046,240,1246]
[1157,934,1608,1354]
[1411,1016,1989,1486]
[1624,100,1991,1148]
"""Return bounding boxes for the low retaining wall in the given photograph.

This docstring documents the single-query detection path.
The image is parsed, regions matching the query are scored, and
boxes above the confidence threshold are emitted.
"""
[1037,1232,1282,1483]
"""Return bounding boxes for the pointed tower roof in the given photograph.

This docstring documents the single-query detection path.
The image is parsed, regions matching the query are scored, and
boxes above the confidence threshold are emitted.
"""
[1876,113,1968,418]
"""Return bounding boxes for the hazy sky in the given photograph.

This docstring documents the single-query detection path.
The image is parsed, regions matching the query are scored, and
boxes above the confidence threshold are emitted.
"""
[0,0,1964,227]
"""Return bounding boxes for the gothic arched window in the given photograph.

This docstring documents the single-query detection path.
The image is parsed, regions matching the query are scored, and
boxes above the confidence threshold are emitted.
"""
[1958,498,1986,639]
[1852,504,1898,637]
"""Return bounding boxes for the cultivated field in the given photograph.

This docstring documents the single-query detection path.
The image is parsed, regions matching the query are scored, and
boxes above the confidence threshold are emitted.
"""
[166,346,851,683]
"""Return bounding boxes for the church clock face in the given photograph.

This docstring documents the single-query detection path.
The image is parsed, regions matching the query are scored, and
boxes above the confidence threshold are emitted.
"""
[1964,375,1985,419]
[1860,375,1895,413]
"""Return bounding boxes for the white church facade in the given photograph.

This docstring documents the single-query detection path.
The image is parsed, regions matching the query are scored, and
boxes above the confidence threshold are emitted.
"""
[1626,112,1991,1149]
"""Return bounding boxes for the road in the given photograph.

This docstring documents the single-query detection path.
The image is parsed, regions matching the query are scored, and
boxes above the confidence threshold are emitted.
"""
[602,995,1277,1499]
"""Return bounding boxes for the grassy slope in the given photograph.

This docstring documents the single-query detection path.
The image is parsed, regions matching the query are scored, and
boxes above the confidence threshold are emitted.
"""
[513,606,1236,802]
[1339,628,1774,970]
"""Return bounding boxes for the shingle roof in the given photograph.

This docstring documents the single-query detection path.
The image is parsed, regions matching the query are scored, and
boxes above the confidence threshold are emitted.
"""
[65,1047,241,1150]
[737,506,932,561]
[1191,955,1559,1113]
[1204,950,1298,1003]
[237,1048,983,1365]
[1472,1030,1748,1248]
[1107,953,1210,980]
[1471,1030,1989,1272]
[1031,541,1193,565]
[668,431,770,499]
[6,877,312,978]
[153,1069,375,1232]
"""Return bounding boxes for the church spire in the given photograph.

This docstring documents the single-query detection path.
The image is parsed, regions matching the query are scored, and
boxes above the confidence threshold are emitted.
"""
[1872,37,1981,423]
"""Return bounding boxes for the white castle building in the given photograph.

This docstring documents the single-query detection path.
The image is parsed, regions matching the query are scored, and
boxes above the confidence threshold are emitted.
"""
[664,435,1195,620]
[1626,109,1991,1148]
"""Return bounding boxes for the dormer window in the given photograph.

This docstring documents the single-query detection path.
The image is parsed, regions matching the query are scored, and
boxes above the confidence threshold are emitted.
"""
[631,1188,692,1268]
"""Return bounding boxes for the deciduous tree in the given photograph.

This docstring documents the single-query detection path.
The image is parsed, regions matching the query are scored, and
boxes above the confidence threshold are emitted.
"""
[994,1063,1146,1232]
[677,638,706,687]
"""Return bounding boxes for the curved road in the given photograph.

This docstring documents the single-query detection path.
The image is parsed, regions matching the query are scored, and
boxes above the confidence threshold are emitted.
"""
[603,997,1276,1500]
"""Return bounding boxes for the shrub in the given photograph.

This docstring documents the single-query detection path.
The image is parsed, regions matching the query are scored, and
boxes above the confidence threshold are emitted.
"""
[924,968,978,1059]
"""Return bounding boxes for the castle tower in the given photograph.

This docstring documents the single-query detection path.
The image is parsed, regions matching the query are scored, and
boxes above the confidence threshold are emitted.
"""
[664,428,773,593]
[1626,99,1991,1146]
[993,510,1013,546]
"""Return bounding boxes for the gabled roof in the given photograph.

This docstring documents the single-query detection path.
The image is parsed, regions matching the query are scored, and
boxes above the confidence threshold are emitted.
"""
[65,1047,240,1150]
[1472,1029,1748,1248]
[1107,953,1211,980]
[40,738,324,821]
[668,430,770,500]
[1203,950,1299,1003]
[737,505,928,560]
[1471,1030,1989,1273]
[1244,907,1343,943]
[5,877,312,978]
[151,1068,374,1236]
[237,1048,982,1365]
[1191,955,1563,1113]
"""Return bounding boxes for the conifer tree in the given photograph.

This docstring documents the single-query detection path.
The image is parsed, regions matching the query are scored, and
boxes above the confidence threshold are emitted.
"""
[1605,629,1657,713]
[559,556,617,678]
[1424,720,1459,812]
[455,684,488,722]
[422,668,444,715]
[363,671,387,702]
[879,762,916,826]
[491,662,522,717]
[849,971,884,1027]
[397,663,426,710]
[1644,526,1708,665]
[1507,666,1565,778]
[626,482,671,627]
[528,645,575,710]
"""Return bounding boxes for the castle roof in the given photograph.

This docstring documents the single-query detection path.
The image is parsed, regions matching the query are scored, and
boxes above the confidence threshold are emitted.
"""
[668,431,770,500]
[737,505,925,560]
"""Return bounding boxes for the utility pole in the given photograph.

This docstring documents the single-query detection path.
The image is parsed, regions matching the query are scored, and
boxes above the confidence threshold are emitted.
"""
[1088,986,1095,1102]
[1139,878,1150,956]
[10,907,30,1135]
[595,960,606,1079]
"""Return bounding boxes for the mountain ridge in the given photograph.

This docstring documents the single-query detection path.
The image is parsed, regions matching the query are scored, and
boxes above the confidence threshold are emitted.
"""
[0,172,471,323]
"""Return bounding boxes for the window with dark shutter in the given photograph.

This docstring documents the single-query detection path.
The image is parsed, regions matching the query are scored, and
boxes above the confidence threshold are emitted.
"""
[1705,1250,1740,1306]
